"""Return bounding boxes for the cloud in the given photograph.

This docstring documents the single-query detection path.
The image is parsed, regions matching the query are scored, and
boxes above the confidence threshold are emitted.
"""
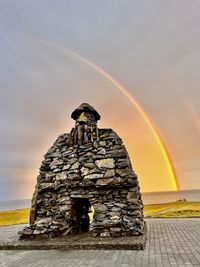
[0,0,200,197]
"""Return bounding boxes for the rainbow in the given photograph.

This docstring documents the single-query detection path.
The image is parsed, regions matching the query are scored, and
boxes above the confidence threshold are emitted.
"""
[34,38,178,191]
[185,101,200,134]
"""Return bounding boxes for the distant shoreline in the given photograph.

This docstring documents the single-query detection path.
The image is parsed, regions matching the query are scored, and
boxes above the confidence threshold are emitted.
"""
[0,199,31,211]
[142,189,200,204]
[0,189,200,211]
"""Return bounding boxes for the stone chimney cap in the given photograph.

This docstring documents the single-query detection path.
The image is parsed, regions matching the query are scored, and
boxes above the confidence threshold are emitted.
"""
[71,103,101,121]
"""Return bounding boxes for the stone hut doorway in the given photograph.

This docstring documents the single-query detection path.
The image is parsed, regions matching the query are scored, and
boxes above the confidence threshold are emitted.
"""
[71,198,91,234]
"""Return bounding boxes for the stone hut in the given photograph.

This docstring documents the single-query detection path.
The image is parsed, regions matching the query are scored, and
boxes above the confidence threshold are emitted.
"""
[19,103,145,239]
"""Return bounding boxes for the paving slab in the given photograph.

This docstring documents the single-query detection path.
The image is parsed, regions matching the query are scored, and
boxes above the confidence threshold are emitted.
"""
[0,224,147,250]
[0,219,200,267]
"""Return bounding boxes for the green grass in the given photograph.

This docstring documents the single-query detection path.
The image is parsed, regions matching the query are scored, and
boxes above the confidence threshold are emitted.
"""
[0,202,200,227]
[144,202,200,218]
[0,208,30,226]
[151,209,200,218]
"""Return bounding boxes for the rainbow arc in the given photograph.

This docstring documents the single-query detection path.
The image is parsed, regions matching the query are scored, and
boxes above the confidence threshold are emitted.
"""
[34,38,179,191]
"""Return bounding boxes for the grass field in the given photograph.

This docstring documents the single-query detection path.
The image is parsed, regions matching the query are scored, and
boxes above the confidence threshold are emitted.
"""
[0,208,30,226]
[144,201,200,218]
[0,202,200,227]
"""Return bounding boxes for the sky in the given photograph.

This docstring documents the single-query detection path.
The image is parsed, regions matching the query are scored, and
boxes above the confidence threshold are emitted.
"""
[0,0,200,200]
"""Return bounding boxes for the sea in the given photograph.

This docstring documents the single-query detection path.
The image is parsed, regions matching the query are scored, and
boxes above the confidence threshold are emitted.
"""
[0,189,200,211]
[0,199,31,211]
[142,189,200,205]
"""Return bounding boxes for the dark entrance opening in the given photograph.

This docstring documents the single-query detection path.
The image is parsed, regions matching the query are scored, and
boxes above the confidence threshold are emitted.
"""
[71,198,91,234]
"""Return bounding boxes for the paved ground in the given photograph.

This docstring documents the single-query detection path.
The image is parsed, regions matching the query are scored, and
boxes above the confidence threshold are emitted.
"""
[0,224,146,250]
[0,219,200,267]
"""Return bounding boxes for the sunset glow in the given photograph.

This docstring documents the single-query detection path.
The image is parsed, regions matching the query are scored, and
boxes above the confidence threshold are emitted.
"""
[1,1,199,200]
[34,38,178,191]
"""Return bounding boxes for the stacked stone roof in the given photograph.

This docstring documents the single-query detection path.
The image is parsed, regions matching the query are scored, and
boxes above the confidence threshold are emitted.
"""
[19,103,145,239]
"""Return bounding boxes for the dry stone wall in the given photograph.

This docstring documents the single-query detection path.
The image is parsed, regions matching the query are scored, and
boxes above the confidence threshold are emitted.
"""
[19,103,145,239]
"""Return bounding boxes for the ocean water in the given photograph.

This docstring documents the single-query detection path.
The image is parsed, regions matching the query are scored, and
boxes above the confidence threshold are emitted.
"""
[142,189,200,204]
[0,190,200,211]
[0,199,31,211]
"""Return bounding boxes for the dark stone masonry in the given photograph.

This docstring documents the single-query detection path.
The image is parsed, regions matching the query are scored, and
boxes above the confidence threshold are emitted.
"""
[19,103,145,240]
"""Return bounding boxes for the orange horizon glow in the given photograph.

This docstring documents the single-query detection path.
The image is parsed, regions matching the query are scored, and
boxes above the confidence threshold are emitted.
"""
[31,37,179,192]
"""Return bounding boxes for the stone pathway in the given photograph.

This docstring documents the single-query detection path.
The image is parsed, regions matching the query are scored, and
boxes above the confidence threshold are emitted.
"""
[1,219,200,267]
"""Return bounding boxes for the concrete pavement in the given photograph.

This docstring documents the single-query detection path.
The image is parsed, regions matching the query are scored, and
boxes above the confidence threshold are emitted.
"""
[0,219,200,267]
